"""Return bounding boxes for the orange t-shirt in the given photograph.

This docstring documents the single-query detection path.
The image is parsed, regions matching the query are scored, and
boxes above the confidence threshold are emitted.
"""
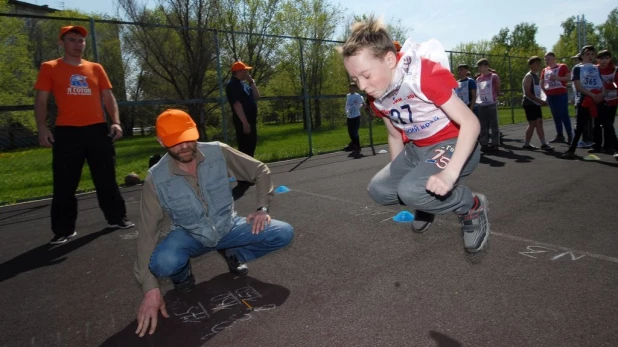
[34,58,112,126]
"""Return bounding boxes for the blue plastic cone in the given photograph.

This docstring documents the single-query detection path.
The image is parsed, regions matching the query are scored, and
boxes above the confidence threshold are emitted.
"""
[275,185,291,194]
[393,211,414,222]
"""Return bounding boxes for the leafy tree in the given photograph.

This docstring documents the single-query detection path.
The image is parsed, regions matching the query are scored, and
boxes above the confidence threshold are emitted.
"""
[117,0,222,140]
[450,40,493,72]
[220,0,287,84]
[0,2,40,148]
[552,16,600,63]
[279,0,343,129]
[598,8,618,55]
[341,15,409,44]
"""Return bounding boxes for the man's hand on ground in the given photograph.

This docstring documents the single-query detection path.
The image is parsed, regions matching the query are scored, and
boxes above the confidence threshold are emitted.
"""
[136,288,169,337]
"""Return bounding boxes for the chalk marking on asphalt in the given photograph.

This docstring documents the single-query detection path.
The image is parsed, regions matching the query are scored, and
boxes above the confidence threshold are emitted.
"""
[492,231,618,264]
[291,188,400,212]
[120,230,139,240]
[292,188,618,265]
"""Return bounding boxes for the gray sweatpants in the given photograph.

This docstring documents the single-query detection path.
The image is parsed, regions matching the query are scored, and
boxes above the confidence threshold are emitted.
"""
[368,138,480,215]
[478,104,500,146]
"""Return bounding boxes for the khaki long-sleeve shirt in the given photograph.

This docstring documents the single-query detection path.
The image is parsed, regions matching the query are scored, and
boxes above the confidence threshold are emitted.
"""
[134,142,273,293]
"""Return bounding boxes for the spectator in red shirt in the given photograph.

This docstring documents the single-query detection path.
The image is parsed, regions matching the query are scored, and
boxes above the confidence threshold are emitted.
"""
[540,52,573,144]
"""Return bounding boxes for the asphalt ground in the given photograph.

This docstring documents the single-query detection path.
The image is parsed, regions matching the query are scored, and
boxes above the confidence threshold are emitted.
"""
[1,119,618,347]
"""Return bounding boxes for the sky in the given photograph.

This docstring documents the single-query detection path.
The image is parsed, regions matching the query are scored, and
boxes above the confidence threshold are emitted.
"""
[24,0,615,51]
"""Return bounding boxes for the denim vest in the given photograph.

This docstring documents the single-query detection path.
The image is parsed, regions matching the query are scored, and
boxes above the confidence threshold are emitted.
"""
[149,142,236,247]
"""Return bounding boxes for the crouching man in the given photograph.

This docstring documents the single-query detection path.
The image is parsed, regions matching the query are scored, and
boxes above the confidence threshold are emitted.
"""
[134,109,294,337]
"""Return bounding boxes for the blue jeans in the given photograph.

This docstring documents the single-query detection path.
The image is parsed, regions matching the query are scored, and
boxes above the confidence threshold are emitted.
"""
[546,93,572,138]
[149,217,294,284]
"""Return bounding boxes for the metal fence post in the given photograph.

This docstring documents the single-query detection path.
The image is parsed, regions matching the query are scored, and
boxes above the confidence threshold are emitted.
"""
[508,55,515,124]
[89,17,99,62]
[298,38,313,157]
[214,30,228,142]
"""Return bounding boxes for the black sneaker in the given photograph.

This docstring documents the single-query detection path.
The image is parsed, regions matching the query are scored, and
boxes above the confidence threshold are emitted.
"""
[50,231,77,245]
[458,194,490,253]
[522,144,539,150]
[173,268,196,293]
[350,150,363,159]
[540,144,554,151]
[343,144,354,152]
[108,218,135,229]
[219,250,249,275]
[411,210,435,233]
[549,135,565,143]
[560,150,576,159]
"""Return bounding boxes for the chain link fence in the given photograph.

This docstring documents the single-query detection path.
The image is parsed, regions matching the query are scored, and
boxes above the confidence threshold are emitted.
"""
[0,12,573,204]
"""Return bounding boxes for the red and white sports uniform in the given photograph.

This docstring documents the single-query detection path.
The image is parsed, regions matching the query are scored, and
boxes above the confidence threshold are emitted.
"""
[475,73,500,105]
[540,64,569,96]
[370,39,459,147]
[599,65,618,106]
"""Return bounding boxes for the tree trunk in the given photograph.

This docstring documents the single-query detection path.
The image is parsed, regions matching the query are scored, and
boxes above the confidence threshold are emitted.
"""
[187,103,208,141]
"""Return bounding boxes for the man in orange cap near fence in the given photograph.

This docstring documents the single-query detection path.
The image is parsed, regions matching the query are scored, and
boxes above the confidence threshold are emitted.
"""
[134,109,293,337]
[226,61,260,158]
[34,25,133,245]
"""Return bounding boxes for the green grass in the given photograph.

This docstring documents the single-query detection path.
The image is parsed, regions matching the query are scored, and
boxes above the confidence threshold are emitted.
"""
[0,107,541,204]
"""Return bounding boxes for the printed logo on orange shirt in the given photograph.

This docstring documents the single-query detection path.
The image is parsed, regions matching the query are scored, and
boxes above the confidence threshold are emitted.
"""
[67,74,92,96]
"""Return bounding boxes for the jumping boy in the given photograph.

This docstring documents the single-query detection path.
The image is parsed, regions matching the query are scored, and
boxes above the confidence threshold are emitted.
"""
[339,17,489,253]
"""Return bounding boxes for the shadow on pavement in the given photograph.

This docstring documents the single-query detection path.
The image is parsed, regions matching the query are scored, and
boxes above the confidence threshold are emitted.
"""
[488,144,535,163]
[479,155,506,167]
[429,330,463,347]
[0,227,117,283]
[100,273,290,347]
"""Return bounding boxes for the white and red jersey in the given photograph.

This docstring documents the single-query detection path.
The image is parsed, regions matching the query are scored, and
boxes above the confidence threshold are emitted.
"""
[370,38,459,147]
[475,73,500,105]
[599,64,618,106]
[540,64,569,96]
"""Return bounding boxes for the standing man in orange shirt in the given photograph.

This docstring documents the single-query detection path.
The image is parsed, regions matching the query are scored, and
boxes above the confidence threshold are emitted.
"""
[34,25,134,245]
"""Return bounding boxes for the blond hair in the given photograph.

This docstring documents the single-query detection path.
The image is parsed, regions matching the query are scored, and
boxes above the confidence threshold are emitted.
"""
[339,16,396,59]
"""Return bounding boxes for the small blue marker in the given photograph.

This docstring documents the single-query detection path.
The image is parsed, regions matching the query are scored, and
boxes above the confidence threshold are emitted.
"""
[274,185,291,194]
[393,211,414,222]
